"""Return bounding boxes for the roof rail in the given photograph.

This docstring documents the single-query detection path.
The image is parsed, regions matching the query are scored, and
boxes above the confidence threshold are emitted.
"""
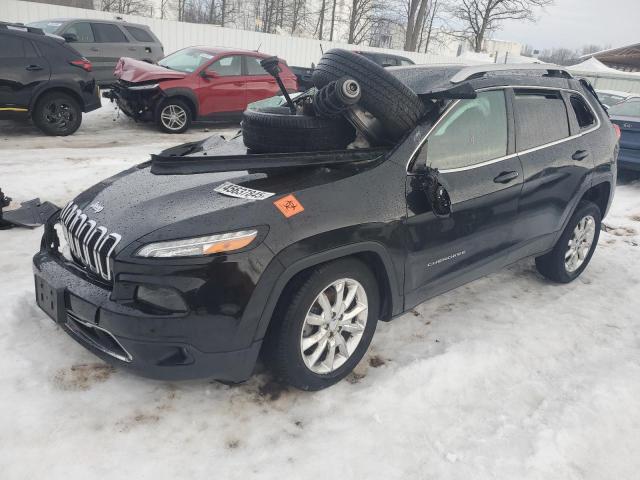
[450,64,573,83]
[0,21,44,35]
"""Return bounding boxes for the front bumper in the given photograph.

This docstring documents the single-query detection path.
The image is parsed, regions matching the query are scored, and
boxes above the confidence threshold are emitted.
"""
[33,250,262,382]
[103,82,160,121]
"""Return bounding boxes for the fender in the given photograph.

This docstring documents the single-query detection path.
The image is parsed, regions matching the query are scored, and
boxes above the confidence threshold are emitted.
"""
[248,241,404,343]
[29,80,84,112]
[552,175,611,246]
[160,87,199,118]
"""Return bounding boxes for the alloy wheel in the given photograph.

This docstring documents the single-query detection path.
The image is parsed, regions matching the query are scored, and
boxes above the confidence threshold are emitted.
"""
[300,278,368,374]
[160,104,187,131]
[43,100,75,132]
[565,215,596,273]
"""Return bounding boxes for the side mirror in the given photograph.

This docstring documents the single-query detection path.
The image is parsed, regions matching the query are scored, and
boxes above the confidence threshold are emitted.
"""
[200,69,218,79]
[62,33,78,43]
[421,169,452,218]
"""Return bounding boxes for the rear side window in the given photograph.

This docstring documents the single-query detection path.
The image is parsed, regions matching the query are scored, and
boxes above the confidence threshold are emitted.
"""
[92,23,128,43]
[570,95,596,129]
[124,26,154,42]
[424,90,508,170]
[0,35,37,58]
[514,89,570,151]
[245,56,267,75]
[64,22,94,43]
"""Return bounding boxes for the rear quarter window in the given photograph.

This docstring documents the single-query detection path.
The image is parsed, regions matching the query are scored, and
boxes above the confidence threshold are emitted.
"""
[570,95,596,130]
[124,26,155,42]
[514,89,570,151]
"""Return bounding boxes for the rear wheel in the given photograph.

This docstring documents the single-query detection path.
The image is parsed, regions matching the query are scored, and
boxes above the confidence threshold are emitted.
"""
[535,200,601,283]
[265,258,379,390]
[156,98,192,133]
[33,92,82,136]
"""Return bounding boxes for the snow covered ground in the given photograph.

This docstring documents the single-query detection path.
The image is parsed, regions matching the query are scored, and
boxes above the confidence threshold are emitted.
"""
[1,102,640,480]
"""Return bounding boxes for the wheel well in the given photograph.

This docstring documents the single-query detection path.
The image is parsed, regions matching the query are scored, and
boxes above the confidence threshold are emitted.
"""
[581,182,611,217]
[270,252,394,326]
[32,87,83,113]
[164,95,197,118]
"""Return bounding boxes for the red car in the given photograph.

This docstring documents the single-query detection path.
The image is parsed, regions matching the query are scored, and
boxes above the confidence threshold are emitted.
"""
[107,46,297,133]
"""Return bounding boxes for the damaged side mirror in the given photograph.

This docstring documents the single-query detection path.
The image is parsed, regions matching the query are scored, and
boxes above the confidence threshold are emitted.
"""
[414,158,452,218]
[424,170,452,217]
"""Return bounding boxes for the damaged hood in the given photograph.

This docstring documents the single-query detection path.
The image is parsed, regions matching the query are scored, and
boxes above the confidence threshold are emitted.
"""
[114,57,188,83]
[71,159,371,252]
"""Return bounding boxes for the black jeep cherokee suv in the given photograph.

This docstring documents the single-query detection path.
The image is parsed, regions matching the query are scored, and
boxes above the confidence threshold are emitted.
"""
[33,65,618,390]
[0,22,100,136]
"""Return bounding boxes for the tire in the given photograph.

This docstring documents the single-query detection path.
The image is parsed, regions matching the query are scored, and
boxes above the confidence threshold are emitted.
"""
[242,106,356,153]
[312,49,427,140]
[535,200,601,283]
[32,91,82,136]
[265,258,379,390]
[155,98,192,133]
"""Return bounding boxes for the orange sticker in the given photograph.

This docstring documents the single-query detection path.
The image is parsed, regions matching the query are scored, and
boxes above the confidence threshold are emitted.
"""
[274,194,304,218]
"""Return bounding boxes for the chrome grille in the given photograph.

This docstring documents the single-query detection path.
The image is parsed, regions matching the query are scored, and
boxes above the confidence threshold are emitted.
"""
[58,202,121,282]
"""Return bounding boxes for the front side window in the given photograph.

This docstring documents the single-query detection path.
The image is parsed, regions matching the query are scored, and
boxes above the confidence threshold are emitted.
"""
[92,23,128,43]
[422,90,508,170]
[570,95,596,129]
[514,89,570,151]
[158,48,214,73]
[246,56,268,75]
[608,98,640,117]
[63,22,94,43]
[207,55,242,76]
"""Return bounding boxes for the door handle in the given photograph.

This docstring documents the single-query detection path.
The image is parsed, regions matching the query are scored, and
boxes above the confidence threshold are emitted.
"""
[233,82,244,86]
[493,171,519,184]
[25,64,43,71]
[90,47,100,52]
[572,150,589,161]
[128,47,136,51]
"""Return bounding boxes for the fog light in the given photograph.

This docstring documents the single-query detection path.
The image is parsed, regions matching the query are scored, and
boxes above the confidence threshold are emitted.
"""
[135,285,187,313]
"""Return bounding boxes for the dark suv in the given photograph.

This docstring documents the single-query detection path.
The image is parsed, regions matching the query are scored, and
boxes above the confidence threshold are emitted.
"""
[33,64,618,390]
[0,22,101,135]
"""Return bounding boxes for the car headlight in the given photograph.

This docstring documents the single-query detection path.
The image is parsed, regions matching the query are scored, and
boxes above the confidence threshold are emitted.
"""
[127,83,159,91]
[135,230,258,258]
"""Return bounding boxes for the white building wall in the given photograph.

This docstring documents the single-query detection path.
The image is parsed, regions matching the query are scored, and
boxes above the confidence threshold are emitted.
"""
[2,0,470,67]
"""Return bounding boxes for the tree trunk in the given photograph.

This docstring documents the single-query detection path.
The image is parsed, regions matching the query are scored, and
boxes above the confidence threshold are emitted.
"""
[317,0,326,40]
[329,0,337,41]
[348,0,358,44]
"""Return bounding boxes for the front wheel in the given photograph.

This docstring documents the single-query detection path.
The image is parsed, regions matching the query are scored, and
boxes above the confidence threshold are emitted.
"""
[535,200,601,283]
[155,99,192,133]
[265,258,379,390]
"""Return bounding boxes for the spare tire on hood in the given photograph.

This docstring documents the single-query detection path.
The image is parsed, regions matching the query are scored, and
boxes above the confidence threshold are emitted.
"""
[242,106,356,153]
[312,49,427,140]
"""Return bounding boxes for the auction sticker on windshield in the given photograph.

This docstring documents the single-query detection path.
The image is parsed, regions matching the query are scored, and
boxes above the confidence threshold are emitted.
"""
[214,182,274,200]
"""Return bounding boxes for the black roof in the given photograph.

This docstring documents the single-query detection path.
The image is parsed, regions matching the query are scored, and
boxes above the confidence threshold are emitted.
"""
[390,64,582,96]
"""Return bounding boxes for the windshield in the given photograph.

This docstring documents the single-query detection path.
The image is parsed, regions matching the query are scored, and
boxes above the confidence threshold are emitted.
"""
[158,48,215,73]
[608,98,640,117]
[27,21,63,34]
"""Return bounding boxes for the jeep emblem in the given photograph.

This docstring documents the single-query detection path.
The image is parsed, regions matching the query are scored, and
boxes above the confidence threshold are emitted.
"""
[89,201,104,213]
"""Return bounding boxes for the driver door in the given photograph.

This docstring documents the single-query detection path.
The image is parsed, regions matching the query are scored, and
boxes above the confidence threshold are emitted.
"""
[404,89,524,308]
[196,55,247,117]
